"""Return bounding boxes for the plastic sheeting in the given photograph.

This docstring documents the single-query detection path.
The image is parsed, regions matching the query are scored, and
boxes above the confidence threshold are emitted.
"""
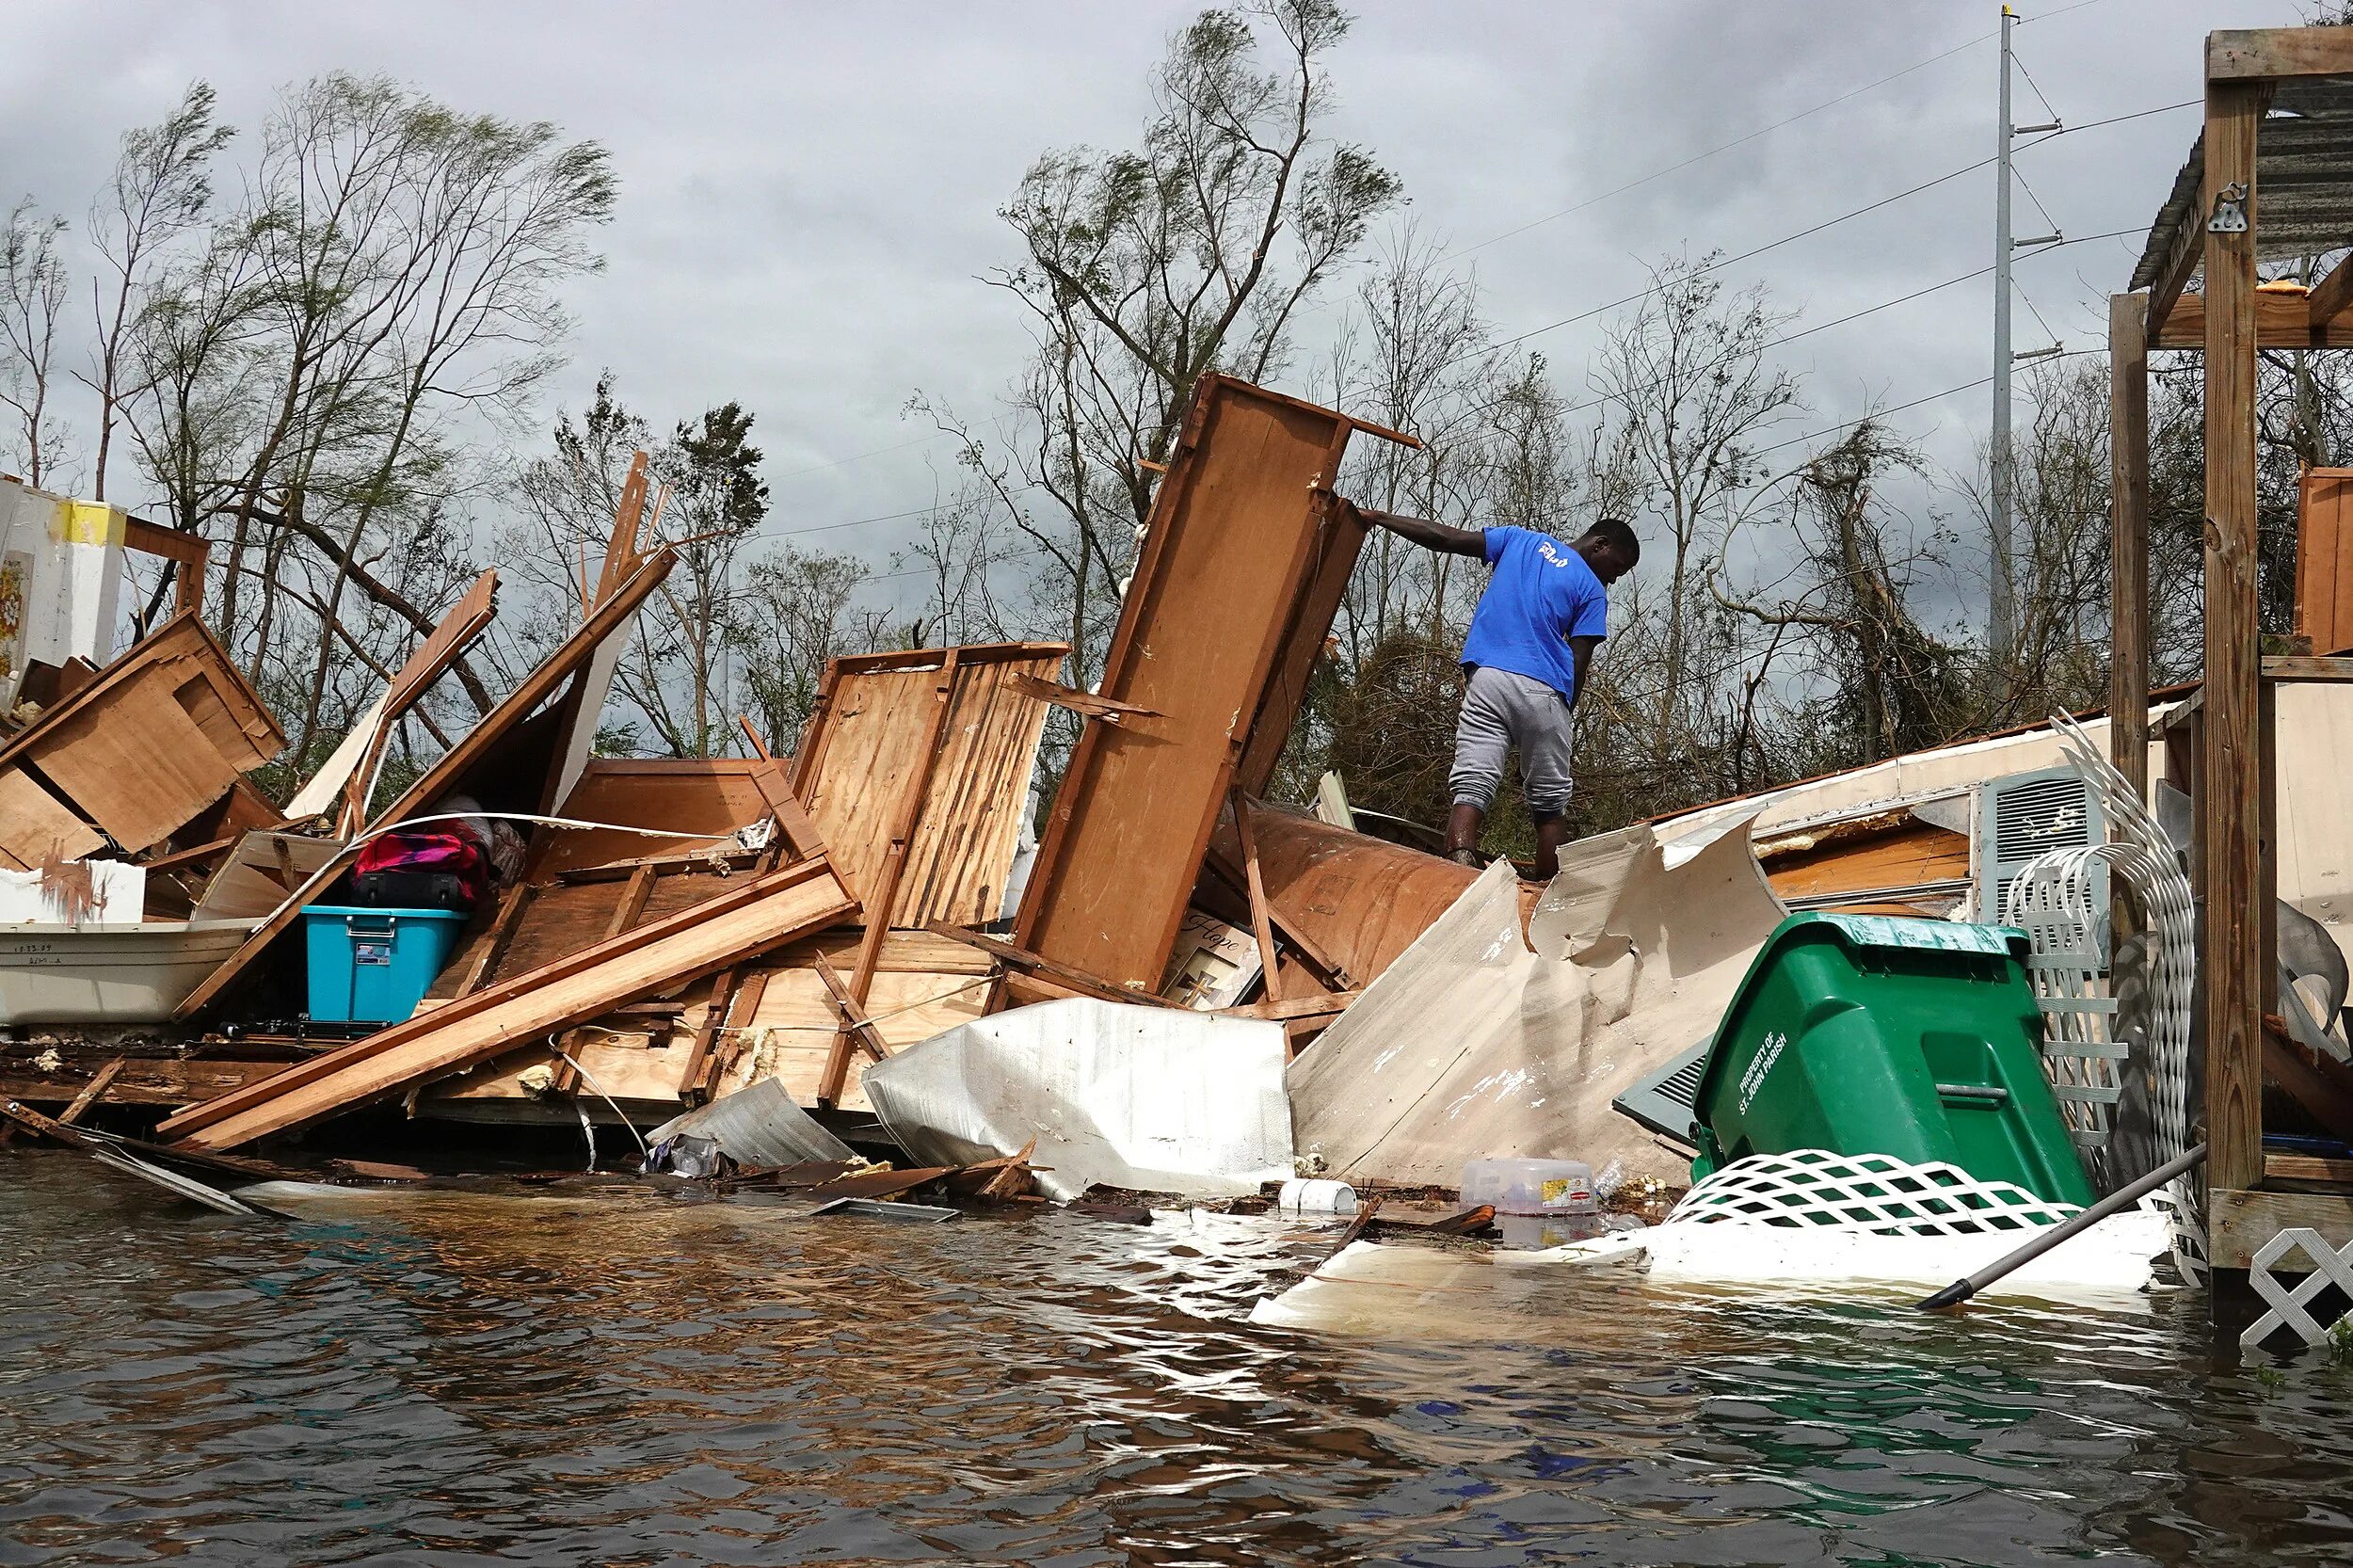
[861,997,1291,1202]
[1286,817,1785,1190]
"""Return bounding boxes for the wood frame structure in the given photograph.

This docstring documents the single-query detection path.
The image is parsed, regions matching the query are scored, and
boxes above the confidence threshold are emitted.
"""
[2113,27,2353,1273]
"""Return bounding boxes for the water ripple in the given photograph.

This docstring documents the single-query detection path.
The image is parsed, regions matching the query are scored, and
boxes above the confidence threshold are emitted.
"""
[5,1150,2353,1565]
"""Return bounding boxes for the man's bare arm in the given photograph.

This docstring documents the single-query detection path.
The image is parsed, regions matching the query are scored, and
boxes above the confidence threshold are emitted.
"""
[1569,634,1602,707]
[1350,501,1485,558]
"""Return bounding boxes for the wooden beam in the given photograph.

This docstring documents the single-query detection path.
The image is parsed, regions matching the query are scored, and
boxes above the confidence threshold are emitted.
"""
[602,862,659,941]
[2310,254,2353,333]
[2110,294,2152,796]
[2260,654,2353,680]
[120,517,209,616]
[2201,79,2267,1196]
[57,1058,126,1125]
[929,921,1182,1009]
[1214,990,1360,1022]
[1230,792,1285,1005]
[2151,287,2353,349]
[1004,671,1160,725]
[2266,1152,2353,1186]
[2208,25,2353,81]
[812,952,888,1107]
[2208,1186,2353,1272]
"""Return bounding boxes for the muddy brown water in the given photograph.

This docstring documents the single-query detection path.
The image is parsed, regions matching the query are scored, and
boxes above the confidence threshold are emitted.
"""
[5,1151,2353,1566]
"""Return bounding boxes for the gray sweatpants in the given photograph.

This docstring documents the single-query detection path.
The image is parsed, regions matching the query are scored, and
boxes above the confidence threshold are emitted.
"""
[1450,664,1575,820]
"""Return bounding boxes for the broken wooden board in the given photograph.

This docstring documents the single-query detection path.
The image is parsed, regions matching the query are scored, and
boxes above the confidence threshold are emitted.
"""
[158,856,857,1150]
[792,643,1066,929]
[35,665,240,851]
[0,611,282,777]
[0,768,104,870]
[172,549,676,1022]
[1013,376,1412,993]
[324,568,499,833]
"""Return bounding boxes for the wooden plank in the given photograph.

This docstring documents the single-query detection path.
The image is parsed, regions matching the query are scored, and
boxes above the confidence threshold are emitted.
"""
[1214,990,1360,1021]
[2208,1187,2353,1272]
[373,547,674,832]
[594,451,650,605]
[2267,1153,2353,1186]
[2110,294,2152,795]
[2151,287,2353,349]
[2208,26,2353,80]
[1231,792,1285,1005]
[928,920,1179,1007]
[0,768,104,868]
[159,857,856,1150]
[2309,252,2353,332]
[603,862,659,940]
[1014,376,1399,992]
[336,568,499,834]
[175,551,676,1021]
[2202,80,2266,1196]
[680,965,741,1094]
[537,756,771,880]
[850,650,960,1004]
[56,1058,126,1125]
[2263,654,2353,680]
[120,516,209,616]
[34,668,238,852]
[0,1057,289,1108]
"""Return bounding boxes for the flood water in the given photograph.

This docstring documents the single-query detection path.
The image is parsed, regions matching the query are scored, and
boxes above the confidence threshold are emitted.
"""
[5,1152,2353,1567]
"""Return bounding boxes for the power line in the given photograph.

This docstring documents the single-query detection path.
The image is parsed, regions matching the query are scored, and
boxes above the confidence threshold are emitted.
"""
[1436,26,1999,264]
[1465,98,2196,370]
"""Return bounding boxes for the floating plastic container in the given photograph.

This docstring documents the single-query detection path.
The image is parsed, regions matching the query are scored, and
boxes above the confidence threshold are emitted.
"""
[1278,1177,1358,1212]
[1689,912,2095,1208]
[301,905,468,1024]
[1460,1157,1596,1216]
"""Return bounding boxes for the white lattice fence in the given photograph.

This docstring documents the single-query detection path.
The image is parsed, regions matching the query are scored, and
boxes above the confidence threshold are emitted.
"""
[1667,1148,2082,1237]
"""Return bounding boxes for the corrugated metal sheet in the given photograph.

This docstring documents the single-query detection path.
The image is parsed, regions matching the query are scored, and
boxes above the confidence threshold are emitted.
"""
[2132,86,2353,290]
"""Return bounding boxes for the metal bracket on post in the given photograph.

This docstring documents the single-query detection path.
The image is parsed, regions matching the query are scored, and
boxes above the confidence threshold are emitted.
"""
[2209,182,2250,234]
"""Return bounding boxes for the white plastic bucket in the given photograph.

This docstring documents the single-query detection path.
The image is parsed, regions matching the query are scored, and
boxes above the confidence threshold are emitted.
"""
[1278,1177,1359,1211]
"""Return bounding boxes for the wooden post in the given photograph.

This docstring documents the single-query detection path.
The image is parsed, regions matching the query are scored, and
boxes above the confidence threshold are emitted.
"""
[2201,78,2266,1196]
[2109,293,2152,793]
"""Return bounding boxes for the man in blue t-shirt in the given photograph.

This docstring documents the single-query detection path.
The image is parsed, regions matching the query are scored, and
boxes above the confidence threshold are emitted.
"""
[1342,504,1639,880]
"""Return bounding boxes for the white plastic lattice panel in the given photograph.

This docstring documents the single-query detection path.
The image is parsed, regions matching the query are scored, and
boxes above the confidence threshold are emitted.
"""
[2049,714,2203,1287]
[2004,846,2129,1168]
[1666,1149,2082,1237]
[2241,1227,2353,1352]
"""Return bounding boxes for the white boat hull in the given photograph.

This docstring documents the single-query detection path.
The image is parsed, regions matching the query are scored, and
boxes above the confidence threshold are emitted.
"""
[0,920,256,1027]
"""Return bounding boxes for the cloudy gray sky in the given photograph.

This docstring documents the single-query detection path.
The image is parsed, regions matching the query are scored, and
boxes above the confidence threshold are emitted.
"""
[0,0,2309,623]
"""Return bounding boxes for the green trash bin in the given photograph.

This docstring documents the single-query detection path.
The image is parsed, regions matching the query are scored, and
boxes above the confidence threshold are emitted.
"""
[1689,912,2095,1208]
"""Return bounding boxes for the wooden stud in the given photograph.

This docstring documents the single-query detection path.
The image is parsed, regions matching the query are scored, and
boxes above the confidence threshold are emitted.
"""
[456,882,536,999]
[2207,25,2353,81]
[811,952,890,1107]
[603,862,659,941]
[2201,79,2266,1196]
[736,714,773,760]
[930,921,1183,1009]
[2309,253,2353,334]
[679,966,741,1097]
[2109,294,2152,796]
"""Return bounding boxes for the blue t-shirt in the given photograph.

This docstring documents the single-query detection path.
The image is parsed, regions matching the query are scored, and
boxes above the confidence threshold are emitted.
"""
[1459,525,1609,698]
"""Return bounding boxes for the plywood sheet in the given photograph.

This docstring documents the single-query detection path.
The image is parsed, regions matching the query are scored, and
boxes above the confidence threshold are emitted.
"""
[539,759,773,878]
[795,645,1064,927]
[0,612,281,777]
[0,768,104,869]
[1761,821,1971,905]
[2297,467,2353,656]
[729,963,993,1112]
[1015,376,1357,991]
[34,666,238,851]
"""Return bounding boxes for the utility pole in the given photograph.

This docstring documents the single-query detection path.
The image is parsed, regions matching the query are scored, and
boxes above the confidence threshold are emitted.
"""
[1991,4,2017,659]
[1991,3,2062,664]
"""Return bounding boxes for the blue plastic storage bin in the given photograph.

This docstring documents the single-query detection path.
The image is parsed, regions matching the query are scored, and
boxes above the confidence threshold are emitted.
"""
[301,905,470,1024]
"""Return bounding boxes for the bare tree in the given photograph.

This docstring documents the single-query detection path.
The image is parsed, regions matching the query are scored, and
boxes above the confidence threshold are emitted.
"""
[1,200,70,487]
[82,82,233,504]
[921,0,1400,685]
